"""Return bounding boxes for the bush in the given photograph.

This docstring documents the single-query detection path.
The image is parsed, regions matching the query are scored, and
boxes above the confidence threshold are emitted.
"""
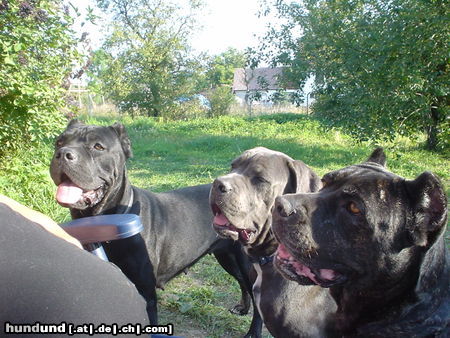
[0,0,79,158]
[163,100,208,121]
[206,86,235,117]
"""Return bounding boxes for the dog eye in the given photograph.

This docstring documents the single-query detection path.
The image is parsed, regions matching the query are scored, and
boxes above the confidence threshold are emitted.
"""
[94,143,105,151]
[254,176,268,184]
[347,202,361,215]
[55,139,63,148]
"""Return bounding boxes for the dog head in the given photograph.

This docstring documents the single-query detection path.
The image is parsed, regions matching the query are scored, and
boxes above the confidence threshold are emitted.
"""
[50,120,132,211]
[272,148,447,291]
[210,147,321,250]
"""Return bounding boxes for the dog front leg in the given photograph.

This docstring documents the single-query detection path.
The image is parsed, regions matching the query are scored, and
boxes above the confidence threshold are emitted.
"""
[103,235,158,324]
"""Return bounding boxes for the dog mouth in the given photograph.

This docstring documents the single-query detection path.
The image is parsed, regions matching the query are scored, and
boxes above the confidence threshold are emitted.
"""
[274,243,347,288]
[211,204,255,243]
[55,174,105,209]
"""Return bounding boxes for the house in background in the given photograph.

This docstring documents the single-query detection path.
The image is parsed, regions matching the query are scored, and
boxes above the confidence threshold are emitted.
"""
[232,67,299,106]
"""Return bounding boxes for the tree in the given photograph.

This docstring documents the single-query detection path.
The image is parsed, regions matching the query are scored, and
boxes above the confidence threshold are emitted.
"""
[92,0,205,117]
[195,48,246,117]
[0,0,80,157]
[204,47,246,88]
[260,0,449,151]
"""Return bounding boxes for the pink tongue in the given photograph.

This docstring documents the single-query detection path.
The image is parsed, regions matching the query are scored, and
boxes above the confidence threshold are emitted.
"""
[56,181,83,205]
[277,244,292,260]
[319,269,337,281]
[277,244,335,284]
[291,261,320,284]
[239,230,249,241]
[213,213,229,226]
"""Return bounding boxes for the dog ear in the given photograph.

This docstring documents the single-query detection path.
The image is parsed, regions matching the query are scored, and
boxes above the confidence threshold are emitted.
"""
[404,171,447,247]
[66,119,85,130]
[365,147,386,167]
[109,122,133,159]
[285,160,322,194]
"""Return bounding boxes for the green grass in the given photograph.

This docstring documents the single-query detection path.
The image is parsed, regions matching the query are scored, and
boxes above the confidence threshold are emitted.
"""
[0,139,71,222]
[83,114,449,189]
[0,113,448,337]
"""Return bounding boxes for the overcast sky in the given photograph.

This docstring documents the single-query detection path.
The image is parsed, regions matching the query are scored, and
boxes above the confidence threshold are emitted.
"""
[190,0,269,54]
[75,0,270,55]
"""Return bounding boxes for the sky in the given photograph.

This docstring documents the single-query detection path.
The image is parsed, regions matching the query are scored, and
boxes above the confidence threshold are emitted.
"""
[190,0,269,55]
[73,0,313,93]
[75,0,270,55]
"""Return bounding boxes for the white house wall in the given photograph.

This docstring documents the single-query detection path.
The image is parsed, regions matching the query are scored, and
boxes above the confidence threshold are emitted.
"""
[233,89,298,106]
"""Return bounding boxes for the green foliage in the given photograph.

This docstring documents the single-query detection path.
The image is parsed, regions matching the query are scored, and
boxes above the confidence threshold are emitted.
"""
[260,0,449,151]
[203,47,246,88]
[205,86,235,117]
[0,0,80,157]
[90,0,205,118]
[270,90,296,105]
[0,141,70,222]
[86,49,110,95]
[166,96,210,120]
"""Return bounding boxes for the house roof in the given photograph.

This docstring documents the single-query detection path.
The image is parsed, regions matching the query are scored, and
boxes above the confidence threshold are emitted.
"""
[232,67,297,91]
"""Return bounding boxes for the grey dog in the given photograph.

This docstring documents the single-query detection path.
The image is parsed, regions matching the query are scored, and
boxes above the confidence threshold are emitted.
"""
[210,147,336,337]
[50,120,253,326]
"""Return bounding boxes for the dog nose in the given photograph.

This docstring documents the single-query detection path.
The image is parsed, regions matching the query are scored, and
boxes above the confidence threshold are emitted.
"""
[214,178,232,194]
[56,147,77,161]
[274,196,296,218]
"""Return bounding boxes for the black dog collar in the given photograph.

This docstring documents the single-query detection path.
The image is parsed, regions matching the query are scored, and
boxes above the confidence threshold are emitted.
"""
[250,255,274,266]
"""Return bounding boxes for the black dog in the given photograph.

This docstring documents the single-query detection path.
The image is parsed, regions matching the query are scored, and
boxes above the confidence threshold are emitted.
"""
[210,147,336,337]
[50,120,252,325]
[273,148,449,336]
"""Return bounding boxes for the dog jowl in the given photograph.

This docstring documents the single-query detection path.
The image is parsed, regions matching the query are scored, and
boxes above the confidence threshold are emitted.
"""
[50,119,132,214]
[272,148,449,336]
[209,147,337,338]
[210,146,321,255]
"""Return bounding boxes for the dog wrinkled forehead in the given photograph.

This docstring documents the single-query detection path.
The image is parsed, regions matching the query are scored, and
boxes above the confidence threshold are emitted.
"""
[321,167,354,186]
[64,124,95,136]
[234,147,293,164]
[322,163,398,189]
[59,121,114,141]
[57,120,132,159]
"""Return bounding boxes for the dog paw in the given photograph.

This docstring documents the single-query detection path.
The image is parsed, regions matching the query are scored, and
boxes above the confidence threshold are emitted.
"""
[229,304,249,315]
[244,333,261,338]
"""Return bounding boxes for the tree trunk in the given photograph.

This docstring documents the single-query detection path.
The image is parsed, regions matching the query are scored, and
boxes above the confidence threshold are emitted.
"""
[426,62,448,151]
[149,83,161,117]
[426,103,440,151]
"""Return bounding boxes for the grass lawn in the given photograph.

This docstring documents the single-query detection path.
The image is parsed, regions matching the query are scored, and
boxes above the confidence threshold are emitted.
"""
[0,113,448,337]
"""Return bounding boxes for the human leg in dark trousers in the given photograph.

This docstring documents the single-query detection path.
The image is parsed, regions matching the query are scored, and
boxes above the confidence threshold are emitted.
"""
[0,202,149,336]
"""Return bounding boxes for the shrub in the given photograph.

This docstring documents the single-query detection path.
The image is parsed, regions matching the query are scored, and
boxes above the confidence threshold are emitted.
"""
[206,86,235,117]
[163,100,208,121]
[0,0,79,158]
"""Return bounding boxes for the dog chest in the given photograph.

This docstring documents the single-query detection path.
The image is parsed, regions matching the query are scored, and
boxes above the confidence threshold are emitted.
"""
[252,262,265,323]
